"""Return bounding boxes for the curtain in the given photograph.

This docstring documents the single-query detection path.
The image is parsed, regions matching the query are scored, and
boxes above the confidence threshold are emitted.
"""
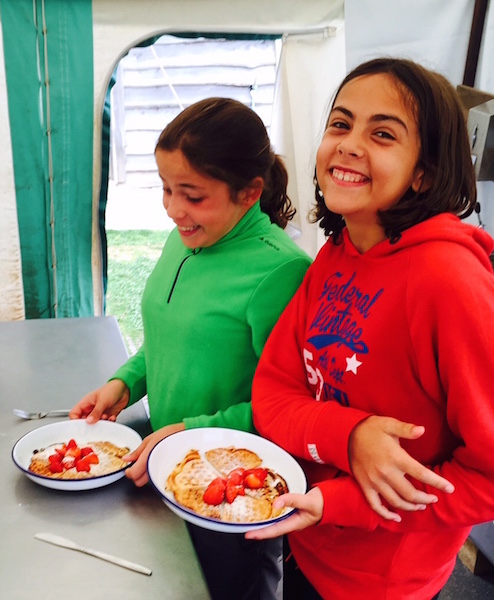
[270,28,346,258]
[0,0,94,318]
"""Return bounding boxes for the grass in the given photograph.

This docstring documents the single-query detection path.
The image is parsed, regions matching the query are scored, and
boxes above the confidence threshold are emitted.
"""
[105,230,170,354]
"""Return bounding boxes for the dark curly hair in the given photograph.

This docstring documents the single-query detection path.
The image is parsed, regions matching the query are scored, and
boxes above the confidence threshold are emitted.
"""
[156,97,295,229]
[310,58,477,243]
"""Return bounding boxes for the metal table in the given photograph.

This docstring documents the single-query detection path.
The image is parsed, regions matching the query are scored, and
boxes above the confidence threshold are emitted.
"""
[0,316,209,600]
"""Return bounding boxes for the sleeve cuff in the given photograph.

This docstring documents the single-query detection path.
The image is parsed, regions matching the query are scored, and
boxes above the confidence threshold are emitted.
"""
[309,404,371,473]
[316,477,380,530]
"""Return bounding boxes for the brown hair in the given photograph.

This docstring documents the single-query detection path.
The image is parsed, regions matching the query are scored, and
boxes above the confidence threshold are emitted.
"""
[311,58,477,242]
[156,97,295,228]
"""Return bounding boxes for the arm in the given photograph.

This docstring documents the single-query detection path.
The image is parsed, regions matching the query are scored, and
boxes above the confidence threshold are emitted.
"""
[110,343,147,404]
[359,246,494,531]
[252,273,371,474]
[253,351,494,535]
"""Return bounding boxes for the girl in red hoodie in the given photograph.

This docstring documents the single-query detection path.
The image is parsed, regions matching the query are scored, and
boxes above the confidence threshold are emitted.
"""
[247,58,494,600]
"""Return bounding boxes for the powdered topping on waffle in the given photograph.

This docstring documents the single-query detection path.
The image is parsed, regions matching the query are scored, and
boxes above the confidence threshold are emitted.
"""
[223,494,272,523]
[165,446,289,523]
[204,447,263,476]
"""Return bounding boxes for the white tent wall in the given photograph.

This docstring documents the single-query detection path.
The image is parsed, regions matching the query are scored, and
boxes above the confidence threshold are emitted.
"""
[0,0,493,321]
[270,29,346,258]
[345,0,476,82]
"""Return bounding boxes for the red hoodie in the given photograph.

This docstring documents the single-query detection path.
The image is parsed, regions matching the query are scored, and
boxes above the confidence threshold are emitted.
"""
[252,214,494,599]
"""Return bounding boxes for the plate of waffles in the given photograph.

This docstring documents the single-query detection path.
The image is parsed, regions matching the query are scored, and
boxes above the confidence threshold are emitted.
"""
[147,427,307,533]
[12,420,142,491]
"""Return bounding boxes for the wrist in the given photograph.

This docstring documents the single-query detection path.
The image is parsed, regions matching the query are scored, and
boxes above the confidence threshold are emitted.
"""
[108,377,130,402]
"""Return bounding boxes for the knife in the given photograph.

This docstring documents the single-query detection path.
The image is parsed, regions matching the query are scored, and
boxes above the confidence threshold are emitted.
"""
[35,533,152,576]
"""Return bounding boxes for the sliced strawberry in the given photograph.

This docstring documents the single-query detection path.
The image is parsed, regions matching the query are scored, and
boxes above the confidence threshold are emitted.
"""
[49,461,64,473]
[62,457,77,470]
[225,481,245,504]
[75,457,92,472]
[203,477,227,505]
[82,452,99,465]
[80,446,94,458]
[66,439,78,450]
[243,468,268,489]
[227,468,245,485]
[65,447,82,459]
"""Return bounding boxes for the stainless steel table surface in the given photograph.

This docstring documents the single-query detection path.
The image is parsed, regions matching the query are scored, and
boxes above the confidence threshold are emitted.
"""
[1,316,210,600]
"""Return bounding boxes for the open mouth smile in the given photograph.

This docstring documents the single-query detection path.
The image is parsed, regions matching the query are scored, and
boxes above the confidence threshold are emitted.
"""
[331,168,369,183]
[177,225,199,234]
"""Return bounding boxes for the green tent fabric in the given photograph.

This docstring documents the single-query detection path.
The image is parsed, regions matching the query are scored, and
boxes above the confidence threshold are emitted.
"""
[0,0,94,318]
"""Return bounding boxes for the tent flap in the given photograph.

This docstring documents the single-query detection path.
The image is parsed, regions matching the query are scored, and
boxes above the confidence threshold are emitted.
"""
[0,0,94,318]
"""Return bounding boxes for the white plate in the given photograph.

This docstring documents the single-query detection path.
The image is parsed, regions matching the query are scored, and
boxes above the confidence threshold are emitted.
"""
[12,420,142,491]
[147,427,307,533]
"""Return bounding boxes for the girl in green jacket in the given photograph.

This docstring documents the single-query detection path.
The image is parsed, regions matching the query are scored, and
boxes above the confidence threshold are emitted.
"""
[70,97,311,600]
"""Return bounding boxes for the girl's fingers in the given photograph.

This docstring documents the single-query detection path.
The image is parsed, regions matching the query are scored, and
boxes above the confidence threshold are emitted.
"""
[377,472,439,508]
[401,463,455,494]
[381,419,425,440]
[363,489,402,522]
[247,488,325,540]
[245,513,299,540]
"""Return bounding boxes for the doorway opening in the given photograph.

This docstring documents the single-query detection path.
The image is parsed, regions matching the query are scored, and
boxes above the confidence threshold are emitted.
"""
[104,34,280,353]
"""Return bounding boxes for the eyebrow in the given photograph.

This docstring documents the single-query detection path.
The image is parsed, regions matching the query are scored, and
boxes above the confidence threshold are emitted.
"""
[331,105,409,133]
[159,176,204,192]
[178,183,202,191]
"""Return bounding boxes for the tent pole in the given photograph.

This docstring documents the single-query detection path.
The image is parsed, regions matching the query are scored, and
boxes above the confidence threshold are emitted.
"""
[463,0,489,86]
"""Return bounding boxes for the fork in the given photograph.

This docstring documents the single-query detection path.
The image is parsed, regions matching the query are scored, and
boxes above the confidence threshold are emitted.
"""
[13,408,71,420]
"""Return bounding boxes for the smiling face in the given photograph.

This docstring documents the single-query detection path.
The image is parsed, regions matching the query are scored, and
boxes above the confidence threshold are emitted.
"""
[316,73,425,251]
[156,149,259,249]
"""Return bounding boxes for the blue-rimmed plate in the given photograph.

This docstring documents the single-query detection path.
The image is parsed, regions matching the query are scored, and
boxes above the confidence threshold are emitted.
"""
[147,427,307,533]
[12,420,142,491]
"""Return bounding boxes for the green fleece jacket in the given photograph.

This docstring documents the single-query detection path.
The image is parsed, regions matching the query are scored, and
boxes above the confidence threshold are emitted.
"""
[112,203,311,433]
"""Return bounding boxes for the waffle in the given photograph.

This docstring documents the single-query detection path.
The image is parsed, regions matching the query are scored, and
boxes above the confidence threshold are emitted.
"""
[165,447,289,523]
[28,440,130,480]
[204,447,263,476]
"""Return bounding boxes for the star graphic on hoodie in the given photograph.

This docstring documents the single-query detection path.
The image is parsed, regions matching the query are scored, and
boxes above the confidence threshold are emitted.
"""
[345,353,362,375]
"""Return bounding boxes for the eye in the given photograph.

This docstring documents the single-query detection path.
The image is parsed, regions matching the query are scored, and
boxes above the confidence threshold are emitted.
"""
[375,130,396,141]
[186,195,205,204]
[328,119,349,131]
[162,186,171,195]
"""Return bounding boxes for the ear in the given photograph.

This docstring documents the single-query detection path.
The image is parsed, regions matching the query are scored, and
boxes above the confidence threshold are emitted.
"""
[411,166,431,193]
[237,177,264,207]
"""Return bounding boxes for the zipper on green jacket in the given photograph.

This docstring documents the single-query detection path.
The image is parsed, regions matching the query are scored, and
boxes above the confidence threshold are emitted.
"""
[167,248,201,303]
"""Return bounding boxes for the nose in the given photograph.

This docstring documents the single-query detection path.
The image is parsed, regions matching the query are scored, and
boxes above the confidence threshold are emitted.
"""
[163,192,186,220]
[337,130,364,158]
